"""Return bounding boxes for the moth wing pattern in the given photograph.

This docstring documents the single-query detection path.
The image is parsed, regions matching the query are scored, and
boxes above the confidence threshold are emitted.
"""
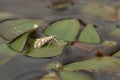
[34,36,56,48]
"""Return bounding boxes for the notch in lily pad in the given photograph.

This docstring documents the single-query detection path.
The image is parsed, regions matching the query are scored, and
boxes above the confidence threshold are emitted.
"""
[79,24,101,43]
[8,32,30,53]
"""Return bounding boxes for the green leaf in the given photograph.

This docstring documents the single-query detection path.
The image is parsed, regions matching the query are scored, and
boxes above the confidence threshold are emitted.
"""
[44,19,80,42]
[27,40,67,58]
[63,57,120,72]
[79,24,100,43]
[0,44,17,65]
[113,50,120,57]
[59,70,92,80]
[0,19,42,41]
[9,32,29,52]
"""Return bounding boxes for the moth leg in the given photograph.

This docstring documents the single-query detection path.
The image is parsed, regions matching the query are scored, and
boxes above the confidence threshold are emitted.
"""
[53,38,62,47]
[46,39,54,50]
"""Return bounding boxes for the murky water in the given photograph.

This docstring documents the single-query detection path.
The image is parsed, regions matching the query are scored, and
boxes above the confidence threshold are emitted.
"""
[0,0,120,80]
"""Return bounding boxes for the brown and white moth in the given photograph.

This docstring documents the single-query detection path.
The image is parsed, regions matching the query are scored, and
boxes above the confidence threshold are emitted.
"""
[34,35,61,48]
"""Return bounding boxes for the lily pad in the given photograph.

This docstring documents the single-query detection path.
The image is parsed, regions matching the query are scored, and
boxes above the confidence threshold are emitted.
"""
[44,19,80,42]
[79,24,100,43]
[63,57,120,72]
[0,44,17,65]
[0,19,42,41]
[59,70,92,80]
[9,32,30,52]
[27,40,67,58]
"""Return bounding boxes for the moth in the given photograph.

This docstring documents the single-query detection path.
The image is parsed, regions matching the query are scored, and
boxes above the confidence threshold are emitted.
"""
[34,35,61,48]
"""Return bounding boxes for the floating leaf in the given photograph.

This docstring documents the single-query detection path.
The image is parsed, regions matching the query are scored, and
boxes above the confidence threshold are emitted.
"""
[44,19,80,42]
[0,19,42,41]
[63,57,120,72]
[59,70,92,80]
[79,24,100,43]
[0,44,17,65]
[9,32,29,52]
[27,40,67,58]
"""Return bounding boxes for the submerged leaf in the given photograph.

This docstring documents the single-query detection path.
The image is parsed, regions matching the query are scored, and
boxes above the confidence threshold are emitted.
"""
[81,2,116,21]
[47,0,74,9]
[109,28,120,37]
[27,40,67,58]
[60,70,92,80]
[118,7,120,27]
[9,32,29,52]
[0,44,17,65]
[0,36,8,44]
[44,19,80,42]
[79,24,100,43]
[0,19,42,41]
[0,12,12,19]
[102,40,117,47]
